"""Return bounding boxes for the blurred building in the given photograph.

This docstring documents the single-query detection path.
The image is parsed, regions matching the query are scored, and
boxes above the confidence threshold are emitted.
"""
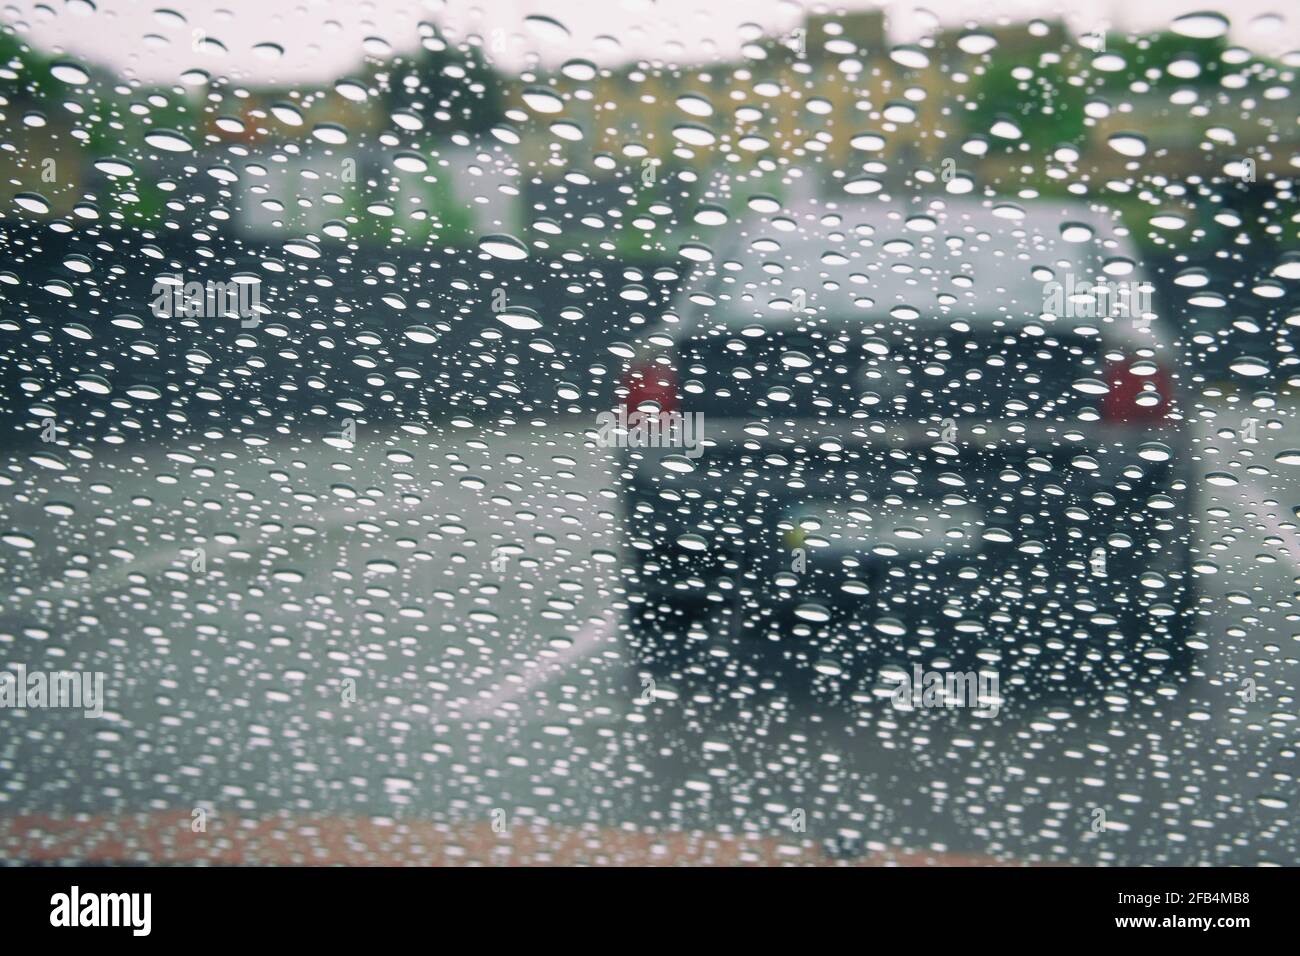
[7,14,1296,262]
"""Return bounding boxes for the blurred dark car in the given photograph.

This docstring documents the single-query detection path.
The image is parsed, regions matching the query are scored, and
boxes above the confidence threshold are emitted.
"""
[615,199,1199,704]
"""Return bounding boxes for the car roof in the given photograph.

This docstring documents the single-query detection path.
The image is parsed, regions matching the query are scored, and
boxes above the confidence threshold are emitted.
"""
[673,197,1164,347]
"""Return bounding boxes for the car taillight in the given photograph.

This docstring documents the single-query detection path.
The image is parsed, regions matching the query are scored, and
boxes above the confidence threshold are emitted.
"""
[621,359,678,415]
[1102,355,1173,424]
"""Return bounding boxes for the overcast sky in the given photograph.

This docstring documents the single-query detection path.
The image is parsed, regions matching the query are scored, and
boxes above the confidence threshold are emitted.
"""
[4,0,1296,86]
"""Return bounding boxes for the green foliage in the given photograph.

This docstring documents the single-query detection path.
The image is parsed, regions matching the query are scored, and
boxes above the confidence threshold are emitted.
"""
[1095,33,1226,92]
[0,31,55,104]
[385,37,504,135]
[965,56,1087,151]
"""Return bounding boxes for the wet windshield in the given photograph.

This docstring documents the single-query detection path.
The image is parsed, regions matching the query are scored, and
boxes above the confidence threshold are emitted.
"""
[0,1,1296,867]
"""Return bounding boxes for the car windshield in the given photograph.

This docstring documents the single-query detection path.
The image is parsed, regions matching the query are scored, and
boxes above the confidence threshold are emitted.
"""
[0,0,1297,868]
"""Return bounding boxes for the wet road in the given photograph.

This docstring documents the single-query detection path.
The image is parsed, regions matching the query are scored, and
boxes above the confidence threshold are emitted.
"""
[1,396,1297,864]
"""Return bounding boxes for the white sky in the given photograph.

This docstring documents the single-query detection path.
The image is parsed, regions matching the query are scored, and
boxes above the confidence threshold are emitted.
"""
[3,0,1296,86]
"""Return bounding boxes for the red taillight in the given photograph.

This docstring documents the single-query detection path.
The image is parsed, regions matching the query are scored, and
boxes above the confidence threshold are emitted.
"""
[621,359,678,415]
[1102,355,1173,424]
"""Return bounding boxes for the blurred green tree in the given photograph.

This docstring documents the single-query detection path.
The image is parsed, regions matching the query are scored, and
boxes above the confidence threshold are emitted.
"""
[383,34,503,136]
